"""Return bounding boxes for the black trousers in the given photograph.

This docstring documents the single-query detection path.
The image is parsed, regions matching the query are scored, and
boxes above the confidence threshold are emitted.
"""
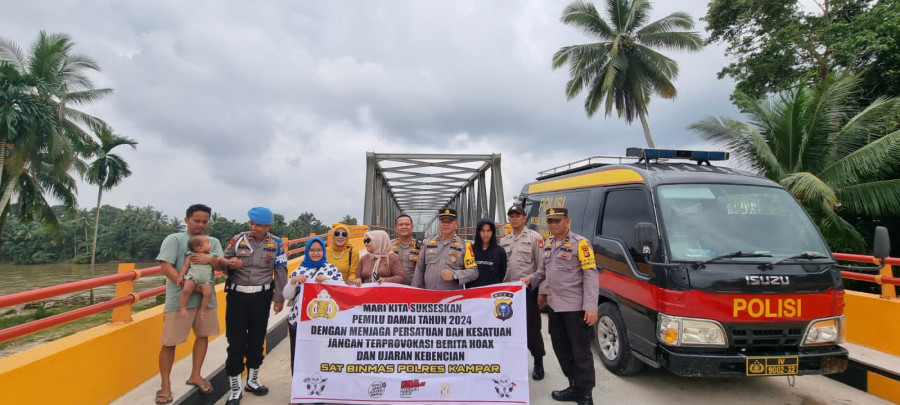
[548,309,596,389]
[288,324,297,375]
[225,289,273,376]
[526,287,546,358]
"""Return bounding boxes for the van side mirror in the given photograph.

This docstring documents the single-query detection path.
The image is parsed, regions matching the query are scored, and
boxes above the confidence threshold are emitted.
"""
[836,226,891,272]
[634,222,657,256]
[873,226,890,260]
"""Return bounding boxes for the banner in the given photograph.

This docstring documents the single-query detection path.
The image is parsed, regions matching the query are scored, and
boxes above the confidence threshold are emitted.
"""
[291,281,529,404]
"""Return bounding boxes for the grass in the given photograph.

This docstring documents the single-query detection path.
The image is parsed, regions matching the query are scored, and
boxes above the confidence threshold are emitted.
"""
[0,300,159,358]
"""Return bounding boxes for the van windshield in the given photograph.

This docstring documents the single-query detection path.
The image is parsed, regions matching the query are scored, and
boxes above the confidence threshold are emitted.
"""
[657,184,829,262]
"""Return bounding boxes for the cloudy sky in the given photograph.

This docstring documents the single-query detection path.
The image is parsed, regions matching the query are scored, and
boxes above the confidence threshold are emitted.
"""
[2,0,741,227]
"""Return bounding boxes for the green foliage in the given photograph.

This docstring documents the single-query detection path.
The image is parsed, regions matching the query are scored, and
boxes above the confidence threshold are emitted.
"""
[0,31,112,236]
[704,0,900,100]
[340,214,358,226]
[689,75,900,250]
[552,0,703,147]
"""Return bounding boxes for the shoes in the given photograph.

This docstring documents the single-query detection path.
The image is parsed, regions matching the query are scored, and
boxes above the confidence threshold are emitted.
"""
[576,388,594,405]
[155,389,173,405]
[246,367,269,396]
[245,384,269,396]
[226,374,243,405]
[185,378,213,394]
[532,363,545,380]
[551,386,578,402]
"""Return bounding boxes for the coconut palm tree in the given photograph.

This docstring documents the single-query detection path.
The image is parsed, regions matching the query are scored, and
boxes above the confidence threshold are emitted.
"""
[86,122,136,303]
[689,75,900,249]
[0,31,111,221]
[552,0,703,147]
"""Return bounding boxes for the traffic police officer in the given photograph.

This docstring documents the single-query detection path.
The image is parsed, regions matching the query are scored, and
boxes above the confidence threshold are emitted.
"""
[390,213,420,285]
[501,204,546,380]
[521,207,598,405]
[222,207,288,405]
[412,208,478,290]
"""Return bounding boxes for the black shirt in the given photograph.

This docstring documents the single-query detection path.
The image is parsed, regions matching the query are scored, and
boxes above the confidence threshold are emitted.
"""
[467,244,507,288]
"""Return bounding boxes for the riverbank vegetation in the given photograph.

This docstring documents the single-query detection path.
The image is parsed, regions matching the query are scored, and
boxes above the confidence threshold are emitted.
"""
[0,203,348,264]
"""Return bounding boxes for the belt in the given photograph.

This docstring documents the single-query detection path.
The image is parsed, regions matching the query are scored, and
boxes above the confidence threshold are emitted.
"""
[227,284,272,293]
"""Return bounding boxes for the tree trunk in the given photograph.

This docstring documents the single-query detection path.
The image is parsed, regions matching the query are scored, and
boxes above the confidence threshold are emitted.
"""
[0,207,8,253]
[89,186,104,305]
[638,109,656,148]
[0,173,21,219]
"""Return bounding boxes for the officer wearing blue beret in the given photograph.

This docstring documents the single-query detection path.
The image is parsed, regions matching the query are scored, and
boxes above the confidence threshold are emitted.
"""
[222,207,288,404]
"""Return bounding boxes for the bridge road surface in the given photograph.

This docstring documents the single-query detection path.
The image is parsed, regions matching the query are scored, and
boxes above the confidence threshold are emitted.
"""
[219,313,890,405]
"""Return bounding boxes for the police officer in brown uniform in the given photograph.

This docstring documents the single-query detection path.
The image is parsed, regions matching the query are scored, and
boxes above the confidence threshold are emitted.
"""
[390,214,420,285]
[412,208,478,290]
[522,207,598,405]
[501,204,546,380]
[222,207,288,405]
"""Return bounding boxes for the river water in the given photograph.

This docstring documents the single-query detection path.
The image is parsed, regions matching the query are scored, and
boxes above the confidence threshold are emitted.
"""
[0,262,165,300]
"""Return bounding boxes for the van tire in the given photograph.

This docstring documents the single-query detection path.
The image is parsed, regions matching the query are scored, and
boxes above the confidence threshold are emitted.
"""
[594,302,643,376]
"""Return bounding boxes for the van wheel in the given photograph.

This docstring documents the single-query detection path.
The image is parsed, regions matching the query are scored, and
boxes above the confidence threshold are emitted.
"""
[594,302,643,376]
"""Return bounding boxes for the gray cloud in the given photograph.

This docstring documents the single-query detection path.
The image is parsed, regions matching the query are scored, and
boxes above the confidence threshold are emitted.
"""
[2,0,741,225]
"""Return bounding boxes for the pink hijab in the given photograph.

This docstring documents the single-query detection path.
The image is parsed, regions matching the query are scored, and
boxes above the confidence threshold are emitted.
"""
[365,230,391,282]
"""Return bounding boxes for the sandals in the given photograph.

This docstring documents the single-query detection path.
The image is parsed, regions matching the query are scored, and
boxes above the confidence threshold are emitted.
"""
[155,390,173,404]
[185,378,213,394]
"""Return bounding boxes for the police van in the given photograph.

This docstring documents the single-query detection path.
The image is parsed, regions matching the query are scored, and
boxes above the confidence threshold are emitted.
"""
[517,148,889,377]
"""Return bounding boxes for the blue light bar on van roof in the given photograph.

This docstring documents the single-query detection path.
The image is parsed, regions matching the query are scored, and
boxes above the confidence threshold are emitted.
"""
[626,148,729,161]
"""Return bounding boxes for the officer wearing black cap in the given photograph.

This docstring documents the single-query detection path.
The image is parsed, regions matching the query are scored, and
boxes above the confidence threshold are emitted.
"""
[412,208,478,290]
[521,207,599,405]
[501,204,547,380]
[222,207,288,405]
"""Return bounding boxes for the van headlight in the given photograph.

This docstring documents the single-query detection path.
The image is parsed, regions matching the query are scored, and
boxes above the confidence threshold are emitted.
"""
[658,313,727,347]
[802,316,845,346]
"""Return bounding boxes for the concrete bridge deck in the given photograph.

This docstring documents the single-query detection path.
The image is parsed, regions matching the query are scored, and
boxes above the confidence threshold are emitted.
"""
[112,310,897,405]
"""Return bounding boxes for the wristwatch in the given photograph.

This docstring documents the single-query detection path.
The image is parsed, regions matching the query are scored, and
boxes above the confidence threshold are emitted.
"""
[452,271,458,280]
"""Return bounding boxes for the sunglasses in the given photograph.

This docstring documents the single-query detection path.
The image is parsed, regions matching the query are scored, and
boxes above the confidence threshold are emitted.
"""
[334,231,348,237]
[364,238,371,244]
[546,218,563,224]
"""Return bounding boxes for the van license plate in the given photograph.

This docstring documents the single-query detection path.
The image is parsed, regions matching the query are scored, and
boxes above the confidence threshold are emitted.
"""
[746,356,799,376]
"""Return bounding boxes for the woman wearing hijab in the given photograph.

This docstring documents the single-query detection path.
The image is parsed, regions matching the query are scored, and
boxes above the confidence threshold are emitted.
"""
[349,230,404,286]
[282,237,343,373]
[326,222,360,282]
[467,217,507,288]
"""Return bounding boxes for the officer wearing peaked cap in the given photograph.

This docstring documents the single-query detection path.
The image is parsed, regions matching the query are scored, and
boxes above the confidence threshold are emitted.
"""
[501,204,547,380]
[412,208,478,290]
[222,207,288,405]
[522,207,599,405]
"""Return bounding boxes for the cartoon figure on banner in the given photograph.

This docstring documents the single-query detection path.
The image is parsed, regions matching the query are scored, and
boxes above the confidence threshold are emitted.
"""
[440,382,451,399]
[492,291,514,321]
[492,375,516,398]
[303,373,327,396]
[306,290,339,319]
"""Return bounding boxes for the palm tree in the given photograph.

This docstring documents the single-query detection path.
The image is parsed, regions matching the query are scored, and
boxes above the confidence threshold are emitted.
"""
[86,122,136,303]
[552,0,703,147]
[689,75,900,249]
[0,31,111,227]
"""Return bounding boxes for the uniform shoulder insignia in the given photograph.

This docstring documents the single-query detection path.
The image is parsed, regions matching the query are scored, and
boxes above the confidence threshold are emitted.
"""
[577,239,596,270]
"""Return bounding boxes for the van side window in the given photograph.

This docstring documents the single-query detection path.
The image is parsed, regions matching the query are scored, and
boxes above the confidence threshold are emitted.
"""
[600,188,654,258]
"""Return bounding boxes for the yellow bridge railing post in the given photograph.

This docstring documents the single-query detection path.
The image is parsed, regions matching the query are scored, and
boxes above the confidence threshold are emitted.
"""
[111,262,136,324]
[880,262,896,299]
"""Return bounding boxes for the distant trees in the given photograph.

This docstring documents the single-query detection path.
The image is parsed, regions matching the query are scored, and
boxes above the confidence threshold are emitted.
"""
[0,205,338,264]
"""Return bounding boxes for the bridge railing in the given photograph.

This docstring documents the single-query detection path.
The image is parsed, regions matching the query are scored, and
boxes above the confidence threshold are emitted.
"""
[834,253,899,298]
[0,263,229,344]
[0,228,367,346]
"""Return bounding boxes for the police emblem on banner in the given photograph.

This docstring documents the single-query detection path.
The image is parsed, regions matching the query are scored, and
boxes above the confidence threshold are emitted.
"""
[492,292,514,321]
[306,290,339,319]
